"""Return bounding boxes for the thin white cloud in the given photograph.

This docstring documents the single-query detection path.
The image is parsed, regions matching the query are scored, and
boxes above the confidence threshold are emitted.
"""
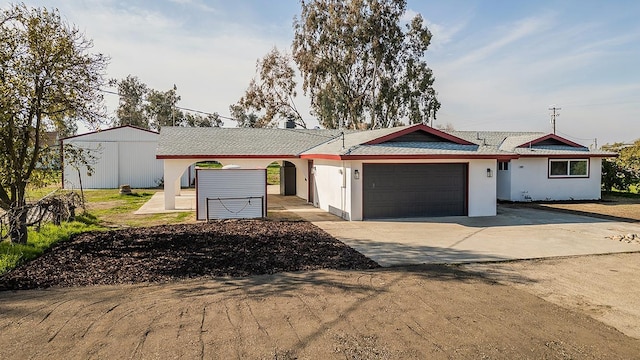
[449,14,555,69]
[168,0,217,13]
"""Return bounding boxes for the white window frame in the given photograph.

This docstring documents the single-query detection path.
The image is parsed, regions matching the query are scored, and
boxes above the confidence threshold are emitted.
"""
[548,159,589,178]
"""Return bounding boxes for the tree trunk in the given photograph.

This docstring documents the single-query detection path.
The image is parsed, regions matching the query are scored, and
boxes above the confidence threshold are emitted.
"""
[8,206,29,244]
[77,168,86,212]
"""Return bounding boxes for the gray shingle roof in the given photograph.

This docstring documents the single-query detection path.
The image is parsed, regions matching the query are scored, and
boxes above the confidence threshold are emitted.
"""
[157,127,343,157]
[157,125,615,159]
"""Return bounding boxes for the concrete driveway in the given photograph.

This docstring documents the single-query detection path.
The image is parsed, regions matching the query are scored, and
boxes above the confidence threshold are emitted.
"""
[139,190,640,266]
[274,196,640,266]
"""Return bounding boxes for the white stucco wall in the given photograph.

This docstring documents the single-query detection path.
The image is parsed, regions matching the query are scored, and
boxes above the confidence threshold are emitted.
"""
[311,160,351,219]
[467,159,497,216]
[508,157,602,201]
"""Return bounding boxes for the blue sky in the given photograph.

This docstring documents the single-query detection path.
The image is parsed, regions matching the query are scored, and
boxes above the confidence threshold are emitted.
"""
[25,0,640,146]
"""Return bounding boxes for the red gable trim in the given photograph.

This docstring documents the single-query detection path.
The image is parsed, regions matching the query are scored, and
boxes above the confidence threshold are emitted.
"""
[60,125,159,141]
[157,154,298,160]
[516,134,585,148]
[364,124,475,145]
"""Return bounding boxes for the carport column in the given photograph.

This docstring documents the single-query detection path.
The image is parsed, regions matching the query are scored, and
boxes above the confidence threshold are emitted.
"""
[163,159,187,210]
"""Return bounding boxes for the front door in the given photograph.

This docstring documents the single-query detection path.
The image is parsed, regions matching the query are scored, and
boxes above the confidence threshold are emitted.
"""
[307,160,314,205]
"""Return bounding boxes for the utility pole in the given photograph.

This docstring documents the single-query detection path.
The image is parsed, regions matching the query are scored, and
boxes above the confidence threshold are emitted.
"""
[548,105,561,134]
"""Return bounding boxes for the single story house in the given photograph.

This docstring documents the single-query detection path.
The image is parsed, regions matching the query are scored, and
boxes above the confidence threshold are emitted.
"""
[61,125,193,189]
[156,124,614,220]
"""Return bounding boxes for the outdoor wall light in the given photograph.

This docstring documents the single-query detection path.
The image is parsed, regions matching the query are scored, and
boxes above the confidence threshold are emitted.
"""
[354,169,360,179]
[486,168,493,178]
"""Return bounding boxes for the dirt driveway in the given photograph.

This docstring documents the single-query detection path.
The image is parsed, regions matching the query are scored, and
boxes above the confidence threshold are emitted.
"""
[465,252,640,340]
[2,195,639,358]
[2,256,640,359]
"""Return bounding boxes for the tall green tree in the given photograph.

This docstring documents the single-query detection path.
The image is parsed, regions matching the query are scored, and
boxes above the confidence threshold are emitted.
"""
[233,47,306,128]
[184,112,223,127]
[292,0,440,129]
[145,85,181,130]
[113,74,149,128]
[229,104,260,128]
[0,3,108,243]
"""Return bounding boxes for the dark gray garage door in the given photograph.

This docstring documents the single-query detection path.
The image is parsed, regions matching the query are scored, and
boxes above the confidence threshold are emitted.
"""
[363,163,467,219]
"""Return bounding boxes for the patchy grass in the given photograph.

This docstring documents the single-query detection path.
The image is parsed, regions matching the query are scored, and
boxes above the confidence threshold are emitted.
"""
[25,185,61,202]
[267,163,280,185]
[0,221,102,275]
[82,189,195,227]
[196,161,222,169]
[603,190,640,200]
[1,187,196,275]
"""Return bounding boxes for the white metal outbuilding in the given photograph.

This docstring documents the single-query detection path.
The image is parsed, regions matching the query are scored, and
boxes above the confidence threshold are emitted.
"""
[62,125,193,189]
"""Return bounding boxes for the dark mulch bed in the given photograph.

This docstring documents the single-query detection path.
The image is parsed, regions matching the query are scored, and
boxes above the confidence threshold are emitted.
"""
[0,220,380,290]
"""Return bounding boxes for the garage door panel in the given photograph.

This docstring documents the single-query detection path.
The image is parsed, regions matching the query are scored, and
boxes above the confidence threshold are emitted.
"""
[363,163,467,219]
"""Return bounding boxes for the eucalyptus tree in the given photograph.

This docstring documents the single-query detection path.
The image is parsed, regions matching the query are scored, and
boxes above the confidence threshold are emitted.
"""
[145,85,182,130]
[232,47,306,128]
[113,75,149,128]
[292,0,440,129]
[0,3,108,243]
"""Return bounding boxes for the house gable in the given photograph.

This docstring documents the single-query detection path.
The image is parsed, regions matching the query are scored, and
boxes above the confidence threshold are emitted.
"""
[516,134,586,149]
[60,125,159,142]
[364,124,475,146]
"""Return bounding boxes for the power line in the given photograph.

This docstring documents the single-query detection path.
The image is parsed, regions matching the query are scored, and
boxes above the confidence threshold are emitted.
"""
[100,88,239,121]
[100,88,320,125]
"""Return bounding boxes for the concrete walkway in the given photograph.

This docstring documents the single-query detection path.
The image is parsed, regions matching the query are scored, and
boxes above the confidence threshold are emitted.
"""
[135,190,196,214]
[136,188,640,266]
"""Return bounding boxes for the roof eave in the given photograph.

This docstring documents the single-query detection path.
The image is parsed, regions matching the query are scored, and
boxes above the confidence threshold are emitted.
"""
[518,153,618,158]
[301,153,519,160]
[157,154,300,160]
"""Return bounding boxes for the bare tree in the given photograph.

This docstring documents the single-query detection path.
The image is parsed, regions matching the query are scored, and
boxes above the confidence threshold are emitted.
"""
[232,47,307,128]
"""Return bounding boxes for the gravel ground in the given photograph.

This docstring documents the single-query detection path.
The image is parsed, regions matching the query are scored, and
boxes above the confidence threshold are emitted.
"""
[0,220,379,290]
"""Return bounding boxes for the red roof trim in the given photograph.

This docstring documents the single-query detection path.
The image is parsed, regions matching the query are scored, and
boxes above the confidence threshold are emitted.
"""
[364,124,475,145]
[301,154,519,160]
[300,154,343,160]
[157,154,299,160]
[516,134,585,148]
[519,153,617,158]
[60,125,159,141]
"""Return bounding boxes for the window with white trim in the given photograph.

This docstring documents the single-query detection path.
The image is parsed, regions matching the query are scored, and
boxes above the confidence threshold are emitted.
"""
[548,159,588,178]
